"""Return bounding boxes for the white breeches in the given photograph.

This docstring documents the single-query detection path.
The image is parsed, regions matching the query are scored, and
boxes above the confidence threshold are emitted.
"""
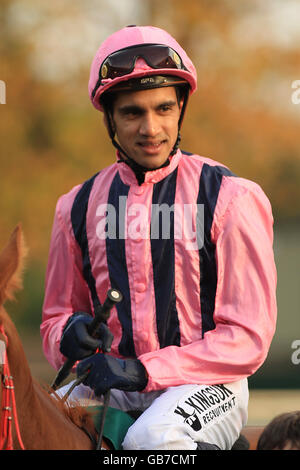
[56,378,249,450]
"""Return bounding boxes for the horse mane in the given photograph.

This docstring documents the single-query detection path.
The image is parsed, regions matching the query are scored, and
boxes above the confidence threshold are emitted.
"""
[0,224,27,305]
[44,384,96,432]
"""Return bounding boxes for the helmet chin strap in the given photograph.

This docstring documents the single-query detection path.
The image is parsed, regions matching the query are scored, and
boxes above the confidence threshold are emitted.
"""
[111,132,181,185]
[105,89,188,185]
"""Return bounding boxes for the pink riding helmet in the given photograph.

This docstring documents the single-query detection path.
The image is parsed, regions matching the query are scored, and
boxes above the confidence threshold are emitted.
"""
[88,25,197,111]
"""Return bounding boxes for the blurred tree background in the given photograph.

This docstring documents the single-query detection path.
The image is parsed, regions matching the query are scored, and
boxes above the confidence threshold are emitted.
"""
[0,0,300,388]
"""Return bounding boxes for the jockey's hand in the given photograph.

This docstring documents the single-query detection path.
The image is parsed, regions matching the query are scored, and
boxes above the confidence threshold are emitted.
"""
[76,353,148,396]
[60,312,114,361]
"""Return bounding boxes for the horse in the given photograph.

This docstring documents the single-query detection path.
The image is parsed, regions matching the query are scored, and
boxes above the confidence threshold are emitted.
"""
[0,224,264,450]
[0,224,105,450]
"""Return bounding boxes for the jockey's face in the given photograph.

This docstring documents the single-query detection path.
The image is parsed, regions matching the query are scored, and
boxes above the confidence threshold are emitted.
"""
[108,86,183,169]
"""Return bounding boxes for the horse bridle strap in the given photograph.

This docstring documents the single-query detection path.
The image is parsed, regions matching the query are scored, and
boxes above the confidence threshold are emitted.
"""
[0,326,25,450]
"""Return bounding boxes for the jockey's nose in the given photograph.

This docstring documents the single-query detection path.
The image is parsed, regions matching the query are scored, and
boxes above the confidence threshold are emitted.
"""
[139,111,160,137]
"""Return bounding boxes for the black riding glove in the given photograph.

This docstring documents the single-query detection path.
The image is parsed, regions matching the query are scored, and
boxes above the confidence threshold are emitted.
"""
[59,312,114,361]
[76,353,148,396]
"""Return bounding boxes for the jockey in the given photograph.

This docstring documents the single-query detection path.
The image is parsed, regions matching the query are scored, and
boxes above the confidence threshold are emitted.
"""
[41,25,277,450]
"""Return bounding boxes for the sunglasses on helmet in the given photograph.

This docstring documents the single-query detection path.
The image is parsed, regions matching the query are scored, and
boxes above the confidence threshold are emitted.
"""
[92,43,188,98]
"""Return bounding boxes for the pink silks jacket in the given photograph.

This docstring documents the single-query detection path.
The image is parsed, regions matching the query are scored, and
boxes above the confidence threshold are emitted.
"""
[41,150,277,392]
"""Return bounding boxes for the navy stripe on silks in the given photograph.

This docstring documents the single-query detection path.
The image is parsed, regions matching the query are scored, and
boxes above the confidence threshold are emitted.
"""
[106,172,136,358]
[150,168,181,348]
[197,163,236,337]
[71,172,101,312]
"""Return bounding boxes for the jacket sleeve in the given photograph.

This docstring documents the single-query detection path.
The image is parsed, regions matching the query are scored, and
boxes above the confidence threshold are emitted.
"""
[40,192,92,371]
[139,181,277,392]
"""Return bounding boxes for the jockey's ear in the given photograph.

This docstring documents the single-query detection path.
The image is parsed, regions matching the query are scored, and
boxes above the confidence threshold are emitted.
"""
[103,109,116,138]
[179,95,184,112]
[103,112,109,131]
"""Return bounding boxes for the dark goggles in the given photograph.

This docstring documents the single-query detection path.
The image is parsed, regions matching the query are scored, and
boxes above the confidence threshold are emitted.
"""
[92,43,188,98]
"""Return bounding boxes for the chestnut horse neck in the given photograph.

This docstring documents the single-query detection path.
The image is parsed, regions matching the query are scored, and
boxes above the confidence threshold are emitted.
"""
[0,225,28,449]
[0,226,97,450]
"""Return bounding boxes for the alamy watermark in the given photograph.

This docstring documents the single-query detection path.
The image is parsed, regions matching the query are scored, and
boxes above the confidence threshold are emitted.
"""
[0,80,6,104]
[291,340,300,365]
[291,80,300,105]
[95,197,204,250]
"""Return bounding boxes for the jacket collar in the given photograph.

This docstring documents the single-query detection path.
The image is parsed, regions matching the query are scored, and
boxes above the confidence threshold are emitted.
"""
[117,149,182,186]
